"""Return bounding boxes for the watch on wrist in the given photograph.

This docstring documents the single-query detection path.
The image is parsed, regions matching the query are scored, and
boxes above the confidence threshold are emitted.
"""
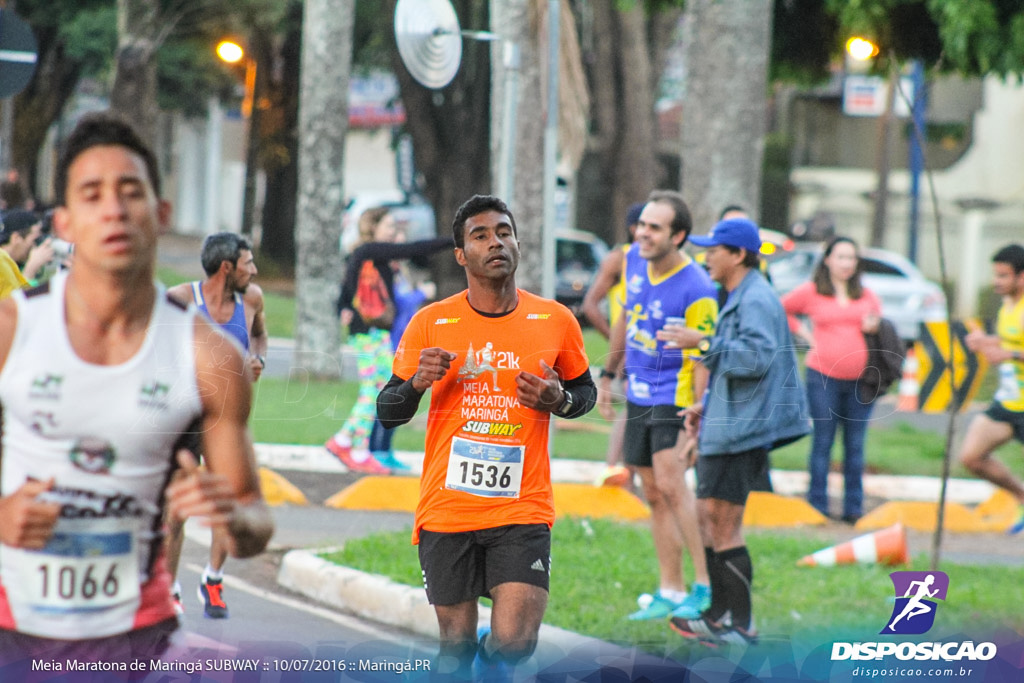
[697,337,711,354]
[255,354,266,369]
[555,388,574,417]
[599,368,617,380]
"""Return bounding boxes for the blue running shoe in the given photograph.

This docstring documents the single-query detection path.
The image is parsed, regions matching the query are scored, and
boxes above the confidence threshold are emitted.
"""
[671,583,711,620]
[472,625,510,682]
[1009,505,1024,535]
[373,451,411,472]
[628,591,682,620]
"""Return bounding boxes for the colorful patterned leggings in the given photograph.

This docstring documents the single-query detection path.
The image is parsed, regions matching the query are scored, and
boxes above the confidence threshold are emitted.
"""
[335,328,393,450]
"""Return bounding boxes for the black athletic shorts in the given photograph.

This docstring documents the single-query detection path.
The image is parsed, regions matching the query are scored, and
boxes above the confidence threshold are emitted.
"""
[696,447,770,505]
[985,402,1024,444]
[0,617,178,669]
[418,524,551,606]
[623,402,686,468]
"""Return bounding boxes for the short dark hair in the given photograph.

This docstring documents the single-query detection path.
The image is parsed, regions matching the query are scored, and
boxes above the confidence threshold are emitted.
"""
[723,244,761,269]
[55,111,161,206]
[719,204,746,219]
[201,232,252,276]
[0,209,40,246]
[451,195,517,248]
[646,190,692,240]
[813,236,865,299]
[993,244,1024,274]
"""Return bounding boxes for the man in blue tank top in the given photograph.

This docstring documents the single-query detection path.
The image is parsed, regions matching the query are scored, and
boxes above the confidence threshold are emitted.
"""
[166,232,267,619]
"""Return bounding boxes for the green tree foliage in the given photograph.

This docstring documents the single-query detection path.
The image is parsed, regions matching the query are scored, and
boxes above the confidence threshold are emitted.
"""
[825,0,1024,77]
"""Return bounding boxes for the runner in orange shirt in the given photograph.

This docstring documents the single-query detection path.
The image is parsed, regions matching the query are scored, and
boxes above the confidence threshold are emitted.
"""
[377,194,596,679]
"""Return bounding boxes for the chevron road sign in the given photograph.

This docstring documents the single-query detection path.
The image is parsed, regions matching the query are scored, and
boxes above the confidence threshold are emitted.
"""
[914,320,988,413]
[0,11,37,99]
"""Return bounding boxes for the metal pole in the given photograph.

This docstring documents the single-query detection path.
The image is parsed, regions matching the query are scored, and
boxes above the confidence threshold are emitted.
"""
[497,41,519,209]
[204,96,223,235]
[0,6,11,175]
[907,60,926,264]
[541,0,559,300]
[241,56,259,239]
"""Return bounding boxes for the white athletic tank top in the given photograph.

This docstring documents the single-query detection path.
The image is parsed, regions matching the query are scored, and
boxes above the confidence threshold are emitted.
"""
[0,271,203,639]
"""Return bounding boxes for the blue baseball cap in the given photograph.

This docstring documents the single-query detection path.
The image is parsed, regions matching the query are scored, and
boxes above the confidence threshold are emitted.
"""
[689,217,761,252]
[625,202,645,227]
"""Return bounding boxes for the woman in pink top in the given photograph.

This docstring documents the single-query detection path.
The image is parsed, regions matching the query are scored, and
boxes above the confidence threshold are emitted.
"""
[781,237,881,522]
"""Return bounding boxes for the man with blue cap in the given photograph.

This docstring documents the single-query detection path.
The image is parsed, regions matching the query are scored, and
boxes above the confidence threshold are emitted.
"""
[665,217,809,646]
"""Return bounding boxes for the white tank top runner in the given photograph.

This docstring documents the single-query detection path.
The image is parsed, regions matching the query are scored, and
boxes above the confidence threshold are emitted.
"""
[0,271,202,639]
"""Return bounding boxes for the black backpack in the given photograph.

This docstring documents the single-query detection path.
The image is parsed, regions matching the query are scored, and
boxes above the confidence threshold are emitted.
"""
[859,318,906,403]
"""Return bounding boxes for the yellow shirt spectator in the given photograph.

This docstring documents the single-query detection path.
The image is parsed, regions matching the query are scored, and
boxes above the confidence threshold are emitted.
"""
[0,248,27,299]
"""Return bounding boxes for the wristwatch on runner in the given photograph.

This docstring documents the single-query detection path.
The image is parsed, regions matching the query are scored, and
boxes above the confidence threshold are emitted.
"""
[555,385,574,417]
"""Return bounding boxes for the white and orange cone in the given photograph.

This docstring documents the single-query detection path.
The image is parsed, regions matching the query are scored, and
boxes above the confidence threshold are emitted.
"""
[797,523,909,567]
[896,349,919,412]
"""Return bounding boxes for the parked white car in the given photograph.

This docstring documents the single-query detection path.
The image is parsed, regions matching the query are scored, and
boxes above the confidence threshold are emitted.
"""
[768,243,947,343]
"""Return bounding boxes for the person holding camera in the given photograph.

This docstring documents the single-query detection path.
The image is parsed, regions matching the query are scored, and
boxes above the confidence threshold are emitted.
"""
[0,210,53,296]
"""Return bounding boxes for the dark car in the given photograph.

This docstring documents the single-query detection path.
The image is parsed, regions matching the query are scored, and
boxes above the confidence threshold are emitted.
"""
[556,228,609,315]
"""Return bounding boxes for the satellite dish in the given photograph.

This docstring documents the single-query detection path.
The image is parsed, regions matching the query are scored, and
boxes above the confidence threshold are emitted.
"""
[394,0,462,89]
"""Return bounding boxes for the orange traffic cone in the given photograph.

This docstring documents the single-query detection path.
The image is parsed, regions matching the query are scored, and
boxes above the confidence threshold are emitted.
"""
[896,348,919,412]
[797,523,909,567]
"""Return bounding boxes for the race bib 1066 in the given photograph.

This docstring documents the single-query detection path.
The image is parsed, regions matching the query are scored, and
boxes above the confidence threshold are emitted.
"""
[445,436,524,498]
[15,519,139,614]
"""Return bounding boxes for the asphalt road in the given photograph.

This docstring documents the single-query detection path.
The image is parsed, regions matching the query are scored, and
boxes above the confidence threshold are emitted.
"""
[168,486,435,681]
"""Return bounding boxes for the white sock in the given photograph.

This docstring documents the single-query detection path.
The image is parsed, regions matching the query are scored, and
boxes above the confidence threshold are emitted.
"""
[171,581,182,596]
[660,587,688,603]
[203,564,224,582]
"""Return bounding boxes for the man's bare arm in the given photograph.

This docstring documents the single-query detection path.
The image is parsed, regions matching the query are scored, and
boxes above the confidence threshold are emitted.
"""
[580,248,625,339]
[167,317,273,559]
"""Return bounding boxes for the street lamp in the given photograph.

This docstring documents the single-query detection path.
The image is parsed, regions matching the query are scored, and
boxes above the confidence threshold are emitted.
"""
[216,38,259,238]
[846,37,879,62]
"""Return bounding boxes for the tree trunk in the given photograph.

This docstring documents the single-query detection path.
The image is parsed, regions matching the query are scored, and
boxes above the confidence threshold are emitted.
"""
[492,0,544,295]
[387,0,491,299]
[680,0,772,235]
[12,29,82,198]
[294,0,354,379]
[110,0,160,145]
[258,0,303,266]
[610,6,658,244]
[576,4,678,247]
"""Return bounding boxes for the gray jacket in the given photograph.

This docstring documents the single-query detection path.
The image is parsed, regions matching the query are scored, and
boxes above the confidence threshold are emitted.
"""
[698,269,810,456]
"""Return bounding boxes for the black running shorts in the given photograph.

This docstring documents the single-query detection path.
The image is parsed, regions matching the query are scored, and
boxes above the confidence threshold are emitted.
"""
[696,447,770,505]
[623,402,686,468]
[985,401,1024,444]
[418,524,551,606]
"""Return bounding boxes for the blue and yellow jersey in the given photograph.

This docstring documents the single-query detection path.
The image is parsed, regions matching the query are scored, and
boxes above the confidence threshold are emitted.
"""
[622,242,718,407]
[995,295,1024,412]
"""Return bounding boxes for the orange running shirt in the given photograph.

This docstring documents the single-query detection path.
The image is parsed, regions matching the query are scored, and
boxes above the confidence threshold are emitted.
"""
[393,289,591,543]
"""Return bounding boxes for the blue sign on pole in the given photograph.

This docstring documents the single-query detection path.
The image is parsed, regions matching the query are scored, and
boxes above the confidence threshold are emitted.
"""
[0,10,38,99]
[907,61,927,265]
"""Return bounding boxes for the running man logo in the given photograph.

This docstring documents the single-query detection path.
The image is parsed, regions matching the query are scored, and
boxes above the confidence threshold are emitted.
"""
[882,571,949,635]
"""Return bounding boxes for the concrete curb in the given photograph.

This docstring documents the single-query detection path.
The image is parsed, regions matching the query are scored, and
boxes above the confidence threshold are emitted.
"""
[277,548,664,667]
[254,443,997,505]
[278,549,441,638]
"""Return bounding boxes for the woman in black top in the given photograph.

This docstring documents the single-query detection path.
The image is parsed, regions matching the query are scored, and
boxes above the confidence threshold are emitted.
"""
[324,207,452,473]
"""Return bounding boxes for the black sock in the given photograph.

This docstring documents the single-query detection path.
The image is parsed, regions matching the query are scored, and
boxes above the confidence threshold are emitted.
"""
[703,546,728,624]
[718,546,754,631]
